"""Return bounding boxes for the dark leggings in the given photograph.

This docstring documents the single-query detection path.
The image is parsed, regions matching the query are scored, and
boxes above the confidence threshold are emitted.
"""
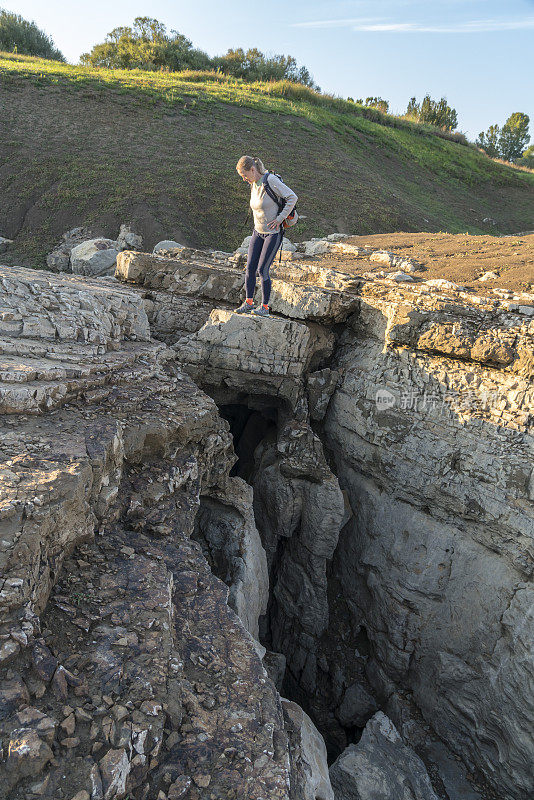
[245,228,283,305]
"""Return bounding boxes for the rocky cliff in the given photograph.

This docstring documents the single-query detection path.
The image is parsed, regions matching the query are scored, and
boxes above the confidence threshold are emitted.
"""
[0,237,532,800]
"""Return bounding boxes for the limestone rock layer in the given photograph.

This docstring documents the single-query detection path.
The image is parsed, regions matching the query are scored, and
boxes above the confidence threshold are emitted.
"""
[1,242,533,800]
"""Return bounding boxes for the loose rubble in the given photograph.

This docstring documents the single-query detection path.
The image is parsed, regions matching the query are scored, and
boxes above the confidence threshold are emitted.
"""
[46,224,143,275]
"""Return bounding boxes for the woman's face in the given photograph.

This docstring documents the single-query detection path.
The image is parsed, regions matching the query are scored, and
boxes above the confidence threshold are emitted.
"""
[238,166,258,184]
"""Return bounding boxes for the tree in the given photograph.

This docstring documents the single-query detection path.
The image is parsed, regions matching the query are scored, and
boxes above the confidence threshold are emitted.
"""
[476,124,501,159]
[80,18,318,88]
[406,96,419,118]
[499,112,530,162]
[212,48,247,78]
[0,8,64,60]
[476,113,531,163]
[163,37,211,71]
[405,94,458,130]
[132,16,166,42]
[80,17,210,71]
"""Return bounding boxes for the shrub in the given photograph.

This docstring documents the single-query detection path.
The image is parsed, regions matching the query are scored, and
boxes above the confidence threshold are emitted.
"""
[0,8,64,61]
[355,96,390,113]
[405,94,458,131]
[80,17,318,89]
[516,145,534,168]
[212,48,318,89]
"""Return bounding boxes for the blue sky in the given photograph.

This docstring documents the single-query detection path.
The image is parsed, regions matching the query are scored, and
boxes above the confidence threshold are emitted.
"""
[5,0,534,141]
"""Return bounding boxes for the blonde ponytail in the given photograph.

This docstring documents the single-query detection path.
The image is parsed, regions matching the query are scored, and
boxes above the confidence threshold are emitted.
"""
[236,155,267,174]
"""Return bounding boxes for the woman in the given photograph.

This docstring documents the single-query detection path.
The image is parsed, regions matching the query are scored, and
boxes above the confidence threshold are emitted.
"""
[235,155,298,317]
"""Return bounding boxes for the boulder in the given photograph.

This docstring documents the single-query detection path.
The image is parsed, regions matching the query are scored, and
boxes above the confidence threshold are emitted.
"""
[117,224,142,251]
[70,238,120,276]
[329,712,439,800]
[369,250,397,266]
[46,249,71,272]
[281,238,297,252]
[46,227,93,272]
[386,271,414,282]
[332,242,370,256]
[238,235,252,253]
[304,239,330,256]
[153,239,185,255]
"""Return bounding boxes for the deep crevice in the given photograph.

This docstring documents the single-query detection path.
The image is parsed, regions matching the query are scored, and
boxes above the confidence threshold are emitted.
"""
[218,403,278,481]
[213,397,380,763]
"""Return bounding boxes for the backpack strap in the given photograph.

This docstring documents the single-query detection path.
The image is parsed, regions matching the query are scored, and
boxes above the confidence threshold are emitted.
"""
[262,172,286,215]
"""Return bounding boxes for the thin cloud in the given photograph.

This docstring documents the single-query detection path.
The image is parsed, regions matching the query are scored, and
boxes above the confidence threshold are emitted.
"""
[293,16,534,33]
[292,17,379,29]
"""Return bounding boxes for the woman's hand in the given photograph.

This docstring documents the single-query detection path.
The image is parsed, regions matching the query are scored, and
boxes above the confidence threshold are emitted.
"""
[267,220,280,231]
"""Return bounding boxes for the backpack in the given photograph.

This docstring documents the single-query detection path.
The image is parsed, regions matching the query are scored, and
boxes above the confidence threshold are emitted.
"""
[262,171,299,230]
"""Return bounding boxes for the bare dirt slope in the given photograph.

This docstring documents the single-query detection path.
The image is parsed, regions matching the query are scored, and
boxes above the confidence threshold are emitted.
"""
[312,232,534,292]
[1,68,534,269]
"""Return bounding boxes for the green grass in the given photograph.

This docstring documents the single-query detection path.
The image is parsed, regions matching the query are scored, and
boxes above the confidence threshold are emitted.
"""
[0,51,510,149]
[2,51,530,193]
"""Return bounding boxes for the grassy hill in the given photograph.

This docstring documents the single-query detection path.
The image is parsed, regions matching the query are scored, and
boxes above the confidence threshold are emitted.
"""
[1,52,534,267]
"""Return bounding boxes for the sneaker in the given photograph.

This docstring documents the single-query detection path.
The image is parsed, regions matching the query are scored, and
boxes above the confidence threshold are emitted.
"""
[234,301,254,314]
[252,305,270,317]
